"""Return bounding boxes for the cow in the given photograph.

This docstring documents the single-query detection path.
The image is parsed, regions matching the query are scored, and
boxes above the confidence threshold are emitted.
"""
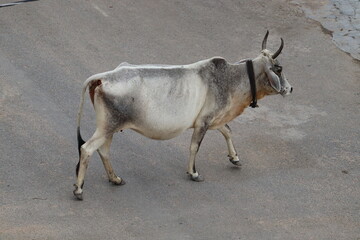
[73,31,293,200]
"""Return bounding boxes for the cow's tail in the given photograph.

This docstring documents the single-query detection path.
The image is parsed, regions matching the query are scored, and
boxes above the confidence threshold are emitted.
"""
[77,80,89,154]
[76,77,99,176]
[76,72,106,176]
[77,77,98,150]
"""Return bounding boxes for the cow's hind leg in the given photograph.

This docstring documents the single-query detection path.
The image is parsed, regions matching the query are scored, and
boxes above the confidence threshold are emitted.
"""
[218,124,241,166]
[97,135,125,186]
[74,129,107,200]
[187,125,208,182]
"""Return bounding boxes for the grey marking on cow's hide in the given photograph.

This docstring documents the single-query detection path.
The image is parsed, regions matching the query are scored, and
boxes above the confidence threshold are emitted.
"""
[198,57,246,111]
[101,93,137,132]
[138,67,187,80]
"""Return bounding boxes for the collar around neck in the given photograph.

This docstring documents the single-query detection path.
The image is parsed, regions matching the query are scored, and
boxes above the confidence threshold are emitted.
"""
[246,60,259,108]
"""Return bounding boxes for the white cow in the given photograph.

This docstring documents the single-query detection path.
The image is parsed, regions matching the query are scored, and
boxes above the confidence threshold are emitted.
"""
[74,31,293,200]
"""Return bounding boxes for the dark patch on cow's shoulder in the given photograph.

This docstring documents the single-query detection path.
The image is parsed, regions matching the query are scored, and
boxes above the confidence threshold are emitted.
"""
[210,57,227,70]
[198,58,226,80]
[198,57,236,108]
[198,57,245,114]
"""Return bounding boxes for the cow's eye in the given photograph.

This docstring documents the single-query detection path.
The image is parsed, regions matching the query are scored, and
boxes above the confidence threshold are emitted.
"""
[275,65,282,73]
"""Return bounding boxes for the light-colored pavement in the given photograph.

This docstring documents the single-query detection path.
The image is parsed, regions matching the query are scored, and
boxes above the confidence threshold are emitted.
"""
[292,0,360,60]
[0,1,359,239]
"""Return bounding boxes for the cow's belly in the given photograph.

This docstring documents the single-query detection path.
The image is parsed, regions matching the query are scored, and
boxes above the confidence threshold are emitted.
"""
[130,92,206,139]
[131,125,188,140]
[130,101,200,140]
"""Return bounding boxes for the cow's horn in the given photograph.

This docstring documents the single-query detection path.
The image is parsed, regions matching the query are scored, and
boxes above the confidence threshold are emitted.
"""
[262,30,269,50]
[272,38,284,59]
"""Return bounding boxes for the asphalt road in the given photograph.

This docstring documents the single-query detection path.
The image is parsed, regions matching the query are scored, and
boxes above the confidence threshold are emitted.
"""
[0,0,359,239]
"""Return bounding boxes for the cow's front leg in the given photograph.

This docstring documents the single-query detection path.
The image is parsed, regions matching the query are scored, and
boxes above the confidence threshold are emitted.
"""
[187,125,208,182]
[218,124,241,166]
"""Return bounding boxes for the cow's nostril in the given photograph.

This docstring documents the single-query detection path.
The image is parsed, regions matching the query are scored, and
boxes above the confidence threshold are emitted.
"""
[290,87,293,93]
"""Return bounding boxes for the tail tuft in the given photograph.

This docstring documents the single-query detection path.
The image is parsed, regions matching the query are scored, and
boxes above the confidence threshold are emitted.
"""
[77,127,86,156]
[76,127,86,177]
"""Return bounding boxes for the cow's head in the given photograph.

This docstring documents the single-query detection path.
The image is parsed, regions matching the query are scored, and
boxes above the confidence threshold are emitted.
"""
[260,31,293,96]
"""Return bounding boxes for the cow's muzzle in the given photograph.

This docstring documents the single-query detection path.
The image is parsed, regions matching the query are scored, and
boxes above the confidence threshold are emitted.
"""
[281,85,293,96]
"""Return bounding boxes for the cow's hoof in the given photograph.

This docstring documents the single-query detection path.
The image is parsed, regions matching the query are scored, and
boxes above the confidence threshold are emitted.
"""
[110,177,126,186]
[74,191,83,201]
[229,156,242,166]
[190,174,204,182]
[230,159,242,166]
[73,185,83,201]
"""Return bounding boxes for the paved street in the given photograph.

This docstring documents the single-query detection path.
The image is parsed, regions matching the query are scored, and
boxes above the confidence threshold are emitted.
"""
[0,0,359,239]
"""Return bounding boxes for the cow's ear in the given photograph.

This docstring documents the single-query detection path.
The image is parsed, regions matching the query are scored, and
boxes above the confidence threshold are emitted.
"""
[265,66,281,92]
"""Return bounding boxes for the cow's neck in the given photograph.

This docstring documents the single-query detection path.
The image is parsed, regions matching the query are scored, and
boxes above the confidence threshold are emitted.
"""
[250,57,269,102]
[232,57,268,108]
